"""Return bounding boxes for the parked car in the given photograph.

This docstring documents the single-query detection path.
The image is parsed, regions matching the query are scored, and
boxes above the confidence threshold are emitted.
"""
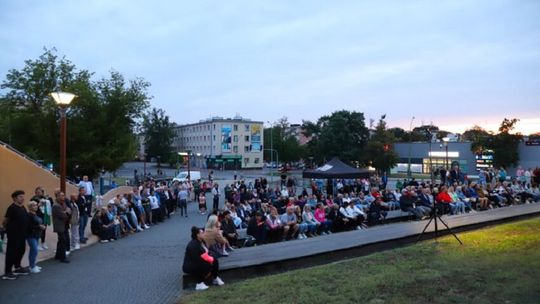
[172,171,201,182]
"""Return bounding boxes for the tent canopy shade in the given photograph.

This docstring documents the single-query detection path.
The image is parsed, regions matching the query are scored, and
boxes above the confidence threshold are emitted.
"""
[302,157,373,179]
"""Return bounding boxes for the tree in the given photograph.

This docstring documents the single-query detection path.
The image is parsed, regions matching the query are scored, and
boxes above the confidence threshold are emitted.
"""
[264,117,306,163]
[0,48,151,178]
[462,125,492,153]
[303,110,369,164]
[142,108,175,167]
[491,118,522,168]
[365,115,399,173]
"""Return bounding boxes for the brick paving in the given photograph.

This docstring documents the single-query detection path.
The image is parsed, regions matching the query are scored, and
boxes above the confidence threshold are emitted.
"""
[0,201,208,304]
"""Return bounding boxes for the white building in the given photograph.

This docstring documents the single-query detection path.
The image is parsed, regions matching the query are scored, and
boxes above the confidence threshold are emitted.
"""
[174,116,264,169]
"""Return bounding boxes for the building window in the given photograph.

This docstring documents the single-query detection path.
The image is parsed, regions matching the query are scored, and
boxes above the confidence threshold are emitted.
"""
[254,158,260,164]
[233,146,238,153]
[244,145,250,152]
[234,125,238,131]
[244,157,250,164]
[233,135,238,142]
[213,135,216,141]
[245,124,250,132]
[213,124,216,130]
[244,135,250,142]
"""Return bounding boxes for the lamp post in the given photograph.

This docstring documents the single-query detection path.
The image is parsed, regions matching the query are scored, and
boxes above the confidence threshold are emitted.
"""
[267,121,274,185]
[442,137,449,170]
[407,116,415,179]
[50,92,76,193]
[427,130,434,184]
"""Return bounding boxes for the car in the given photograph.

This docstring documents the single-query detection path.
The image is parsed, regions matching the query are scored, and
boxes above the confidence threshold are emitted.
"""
[172,171,201,183]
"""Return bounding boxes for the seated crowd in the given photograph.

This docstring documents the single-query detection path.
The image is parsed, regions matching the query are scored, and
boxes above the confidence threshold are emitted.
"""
[202,166,540,247]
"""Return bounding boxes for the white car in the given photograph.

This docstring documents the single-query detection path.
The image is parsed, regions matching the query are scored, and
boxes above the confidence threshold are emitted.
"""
[172,171,201,182]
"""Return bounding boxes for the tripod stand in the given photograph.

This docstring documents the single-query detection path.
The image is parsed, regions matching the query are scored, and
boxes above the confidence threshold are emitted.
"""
[416,204,463,244]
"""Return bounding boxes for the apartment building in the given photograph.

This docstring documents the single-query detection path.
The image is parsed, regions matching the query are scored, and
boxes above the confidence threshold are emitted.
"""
[174,116,264,169]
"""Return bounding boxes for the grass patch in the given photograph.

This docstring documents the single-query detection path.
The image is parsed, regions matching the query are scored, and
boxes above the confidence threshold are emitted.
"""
[180,217,540,304]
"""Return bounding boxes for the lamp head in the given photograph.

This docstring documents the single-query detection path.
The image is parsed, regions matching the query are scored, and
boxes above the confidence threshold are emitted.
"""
[50,92,76,107]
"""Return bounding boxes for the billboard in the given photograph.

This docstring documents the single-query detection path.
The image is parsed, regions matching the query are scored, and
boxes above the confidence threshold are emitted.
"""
[251,124,262,152]
[221,125,232,152]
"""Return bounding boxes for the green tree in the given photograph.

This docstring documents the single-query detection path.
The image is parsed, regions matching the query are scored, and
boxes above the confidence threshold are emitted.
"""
[142,108,175,167]
[303,110,369,164]
[365,115,399,173]
[0,48,151,178]
[462,125,492,153]
[491,118,522,168]
[263,116,306,163]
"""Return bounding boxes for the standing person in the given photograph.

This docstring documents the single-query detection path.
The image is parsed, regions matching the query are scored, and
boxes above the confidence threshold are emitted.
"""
[211,183,220,211]
[76,187,91,245]
[182,226,225,291]
[78,175,94,211]
[198,192,207,215]
[52,192,71,263]
[2,190,30,280]
[178,185,189,217]
[31,187,52,251]
[69,194,80,251]
[26,201,45,273]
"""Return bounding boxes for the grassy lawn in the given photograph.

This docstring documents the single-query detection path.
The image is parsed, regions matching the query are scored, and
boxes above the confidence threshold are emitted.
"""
[181,217,540,304]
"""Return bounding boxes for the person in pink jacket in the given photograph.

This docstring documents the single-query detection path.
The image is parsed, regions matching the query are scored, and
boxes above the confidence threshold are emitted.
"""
[314,203,332,235]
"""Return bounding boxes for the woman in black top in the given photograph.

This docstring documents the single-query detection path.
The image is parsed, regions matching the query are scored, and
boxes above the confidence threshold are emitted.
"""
[182,226,224,291]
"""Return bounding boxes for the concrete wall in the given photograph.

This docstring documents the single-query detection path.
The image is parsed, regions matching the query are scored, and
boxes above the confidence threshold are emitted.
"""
[0,143,78,223]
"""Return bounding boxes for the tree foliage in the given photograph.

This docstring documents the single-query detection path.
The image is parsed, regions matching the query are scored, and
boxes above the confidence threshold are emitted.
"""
[142,108,175,167]
[263,116,306,163]
[0,48,151,178]
[463,119,522,168]
[303,110,369,164]
[365,115,399,173]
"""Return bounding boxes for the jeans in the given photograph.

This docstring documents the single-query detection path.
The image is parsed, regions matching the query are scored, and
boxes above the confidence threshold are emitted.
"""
[298,223,308,234]
[27,237,39,268]
[70,224,80,248]
[79,213,88,241]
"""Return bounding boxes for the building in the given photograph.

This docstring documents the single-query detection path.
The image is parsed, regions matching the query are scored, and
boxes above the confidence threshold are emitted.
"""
[393,141,540,176]
[174,116,264,169]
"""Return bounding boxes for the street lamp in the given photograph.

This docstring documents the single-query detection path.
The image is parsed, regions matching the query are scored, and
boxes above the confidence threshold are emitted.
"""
[407,116,415,179]
[267,121,274,185]
[50,92,76,193]
[442,137,449,170]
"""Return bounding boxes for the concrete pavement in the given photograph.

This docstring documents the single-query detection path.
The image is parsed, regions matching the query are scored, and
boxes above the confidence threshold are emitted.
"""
[0,199,209,304]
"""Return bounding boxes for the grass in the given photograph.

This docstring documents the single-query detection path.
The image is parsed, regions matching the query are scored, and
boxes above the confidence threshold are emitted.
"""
[180,217,540,304]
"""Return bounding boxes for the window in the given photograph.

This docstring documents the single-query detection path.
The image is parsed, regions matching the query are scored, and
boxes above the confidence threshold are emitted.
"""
[244,135,250,142]
[234,125,238,131]
[233,135,238,142]
[254,158,260,164]
[213,135,216,141]
[244,145,250,152]
[244,157,250,164]
[213,124,216,130]
[245,124,250,132]
[233,146,238,153]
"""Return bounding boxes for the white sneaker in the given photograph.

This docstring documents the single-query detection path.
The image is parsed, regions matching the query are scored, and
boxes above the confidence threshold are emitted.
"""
[38,245,45,251]
[36,266,42,270]
[357,226,362,230]
[213,277,225,286]
[297,234,303,240]
[30,266,41,273]
[66,251,70,256]
[42,243,49,250]
[144,225,150,229]
[100,239,109,243]
[195,282,209,291]
[74,244,80,250]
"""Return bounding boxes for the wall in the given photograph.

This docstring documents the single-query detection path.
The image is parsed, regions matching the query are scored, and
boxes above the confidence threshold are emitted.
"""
[0,143,78,223]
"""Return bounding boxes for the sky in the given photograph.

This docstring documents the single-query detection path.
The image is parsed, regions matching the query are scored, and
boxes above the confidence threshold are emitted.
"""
[1,0,539,134]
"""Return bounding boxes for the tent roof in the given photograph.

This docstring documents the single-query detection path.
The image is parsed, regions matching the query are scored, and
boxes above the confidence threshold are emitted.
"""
[302,157,372,179]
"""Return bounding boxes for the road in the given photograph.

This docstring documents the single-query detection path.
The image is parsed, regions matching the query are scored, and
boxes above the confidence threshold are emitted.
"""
[0,200,208,304]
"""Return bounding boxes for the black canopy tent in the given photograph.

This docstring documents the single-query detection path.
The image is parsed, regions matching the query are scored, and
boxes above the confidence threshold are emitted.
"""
[302,157,372,179]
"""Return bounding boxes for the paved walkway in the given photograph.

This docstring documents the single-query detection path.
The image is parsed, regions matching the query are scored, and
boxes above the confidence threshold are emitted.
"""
[0,200,208,304]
